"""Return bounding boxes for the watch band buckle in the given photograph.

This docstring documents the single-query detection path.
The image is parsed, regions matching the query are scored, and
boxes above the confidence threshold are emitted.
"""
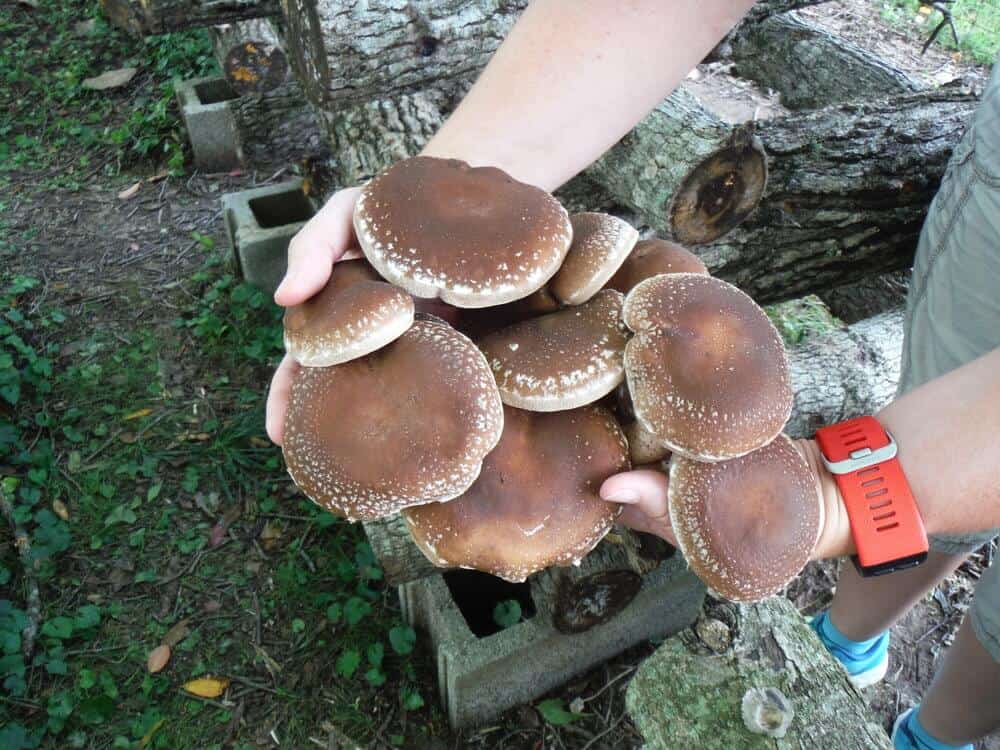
[820,429,898,475]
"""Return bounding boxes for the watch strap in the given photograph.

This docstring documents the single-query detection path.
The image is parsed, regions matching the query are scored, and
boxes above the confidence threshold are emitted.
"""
[815,416,928,576]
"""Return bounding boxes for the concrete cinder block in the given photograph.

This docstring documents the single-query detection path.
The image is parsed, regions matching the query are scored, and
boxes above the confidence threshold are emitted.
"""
[222,179,316,294]
[175,76,244,172]
[400,554,705,729]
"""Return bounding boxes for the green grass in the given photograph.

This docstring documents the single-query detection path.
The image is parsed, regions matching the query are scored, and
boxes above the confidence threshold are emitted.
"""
[0,250,437,748]
[765,295,842,345]
[881,0,1000,64]
[0,0,218,180]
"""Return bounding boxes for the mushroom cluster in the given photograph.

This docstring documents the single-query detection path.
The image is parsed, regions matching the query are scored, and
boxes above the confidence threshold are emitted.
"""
[282,156,820,595]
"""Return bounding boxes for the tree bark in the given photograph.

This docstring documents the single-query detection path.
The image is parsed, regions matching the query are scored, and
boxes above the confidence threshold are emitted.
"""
[730,12,922,109]
[626,596,892,748]
[587,87,769,246]
[818,271,910,325]
[101,0,277,35]
[280,0,527,108]
[588,87,976,302]
[210,19,288,95]
[785,310,903,439]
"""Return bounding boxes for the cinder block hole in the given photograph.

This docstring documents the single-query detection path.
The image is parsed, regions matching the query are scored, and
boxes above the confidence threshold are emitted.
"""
[443,570,536,638]
[194,79,238,105]
[249,191,315,228]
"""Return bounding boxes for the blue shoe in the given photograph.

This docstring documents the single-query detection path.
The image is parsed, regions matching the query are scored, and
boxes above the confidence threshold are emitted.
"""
[892,707,973,750]
[809,610,889,689]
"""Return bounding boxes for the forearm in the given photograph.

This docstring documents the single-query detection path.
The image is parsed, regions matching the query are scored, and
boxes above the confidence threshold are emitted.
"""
[421,0,756,190]
[813,347,1000,559]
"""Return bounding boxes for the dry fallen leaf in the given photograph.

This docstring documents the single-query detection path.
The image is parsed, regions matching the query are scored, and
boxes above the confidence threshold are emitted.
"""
[259,520,283,550]
[162,618,191,648]
[117,181,142,200]
[82,67,138,91]
[124,407,153,421]
[138,718,166,749]
[182,676,230,698]
[147,171,169,183]
[52,499,70,521]
[147,644,171,673]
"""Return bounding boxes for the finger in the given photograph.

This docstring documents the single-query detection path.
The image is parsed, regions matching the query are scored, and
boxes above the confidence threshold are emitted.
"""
[616,505,678,547]
[265,354,298,445]
[600,469,670,520]
[274,186,363,307]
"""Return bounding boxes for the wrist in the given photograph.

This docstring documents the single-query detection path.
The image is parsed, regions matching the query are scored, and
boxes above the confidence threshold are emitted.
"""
[792,438,854,560]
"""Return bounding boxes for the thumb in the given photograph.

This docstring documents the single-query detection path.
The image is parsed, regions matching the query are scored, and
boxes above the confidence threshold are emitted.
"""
[600,469,670,521]
[274,186,363,307]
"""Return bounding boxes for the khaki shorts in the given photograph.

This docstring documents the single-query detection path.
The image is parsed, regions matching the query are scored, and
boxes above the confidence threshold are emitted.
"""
[898,59,1000,660]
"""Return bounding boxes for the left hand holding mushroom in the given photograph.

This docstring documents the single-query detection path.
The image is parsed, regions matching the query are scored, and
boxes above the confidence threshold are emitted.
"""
[602,437,854,601]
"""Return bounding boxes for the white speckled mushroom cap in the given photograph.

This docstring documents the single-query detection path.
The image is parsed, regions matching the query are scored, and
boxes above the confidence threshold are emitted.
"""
[622,273,792,461]
[283,259,415,367]
[605,238,708,295]
[353,156,573,308]
[478,289,629,412]
[549,212,638,306]
[668,435,822,602]
[401,404,629,582]
[282,318,504,521]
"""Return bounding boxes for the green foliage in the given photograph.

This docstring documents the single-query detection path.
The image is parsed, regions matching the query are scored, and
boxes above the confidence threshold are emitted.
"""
[0,0,219,178]
[764,295,841,346]
[492,599,523,629]
[881,0,1000,64]
[536,698,583,726]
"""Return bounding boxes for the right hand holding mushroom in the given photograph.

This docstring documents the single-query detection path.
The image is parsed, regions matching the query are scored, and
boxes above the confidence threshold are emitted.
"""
[601,438,854,601]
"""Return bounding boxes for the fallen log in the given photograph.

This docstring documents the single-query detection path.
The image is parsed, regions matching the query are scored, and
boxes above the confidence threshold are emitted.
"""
[101,0,277,35]
[589,87,976,302]
[626,597,892,748]
[730,11,922,109]
[818,271,909,325]
[280,0,528,108]
[209,19,288,95]
[786,309,903,438]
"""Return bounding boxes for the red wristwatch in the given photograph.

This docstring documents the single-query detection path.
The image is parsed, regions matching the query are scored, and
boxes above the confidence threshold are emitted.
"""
[815,416,928,577]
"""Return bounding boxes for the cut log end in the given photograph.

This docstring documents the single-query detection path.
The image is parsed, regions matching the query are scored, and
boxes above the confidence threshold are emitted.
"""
[668,135,767,246]
[552,569,643,633]
[224,41,288,95]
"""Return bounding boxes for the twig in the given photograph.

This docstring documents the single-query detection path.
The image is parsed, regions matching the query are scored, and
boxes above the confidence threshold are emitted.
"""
[0,483,41,662]
[580,709,627,750]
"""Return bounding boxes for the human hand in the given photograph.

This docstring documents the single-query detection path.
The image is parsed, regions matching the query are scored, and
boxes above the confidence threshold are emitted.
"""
[265,186,462,445]
[266,187,363,446]
[600,439,852,561]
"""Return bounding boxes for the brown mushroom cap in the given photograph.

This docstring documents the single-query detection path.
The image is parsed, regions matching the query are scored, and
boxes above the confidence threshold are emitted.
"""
[623,420,671,465]
[282,318,504,521]
[354,156,573,308]
[549,212,638,305]
[402,404,629,582]
[478,289,629,412]
[605,238,708,295]
[668,435,822,601]
[623,273,791,461]
[283,259,415,367]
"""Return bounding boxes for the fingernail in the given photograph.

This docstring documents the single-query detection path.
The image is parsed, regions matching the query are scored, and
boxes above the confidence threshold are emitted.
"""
[603,490,639,503]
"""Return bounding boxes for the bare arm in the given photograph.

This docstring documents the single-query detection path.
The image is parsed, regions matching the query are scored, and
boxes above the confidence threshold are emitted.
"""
[423,0,756,190]
[603,347,1000,560]
[266,0,757,444]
